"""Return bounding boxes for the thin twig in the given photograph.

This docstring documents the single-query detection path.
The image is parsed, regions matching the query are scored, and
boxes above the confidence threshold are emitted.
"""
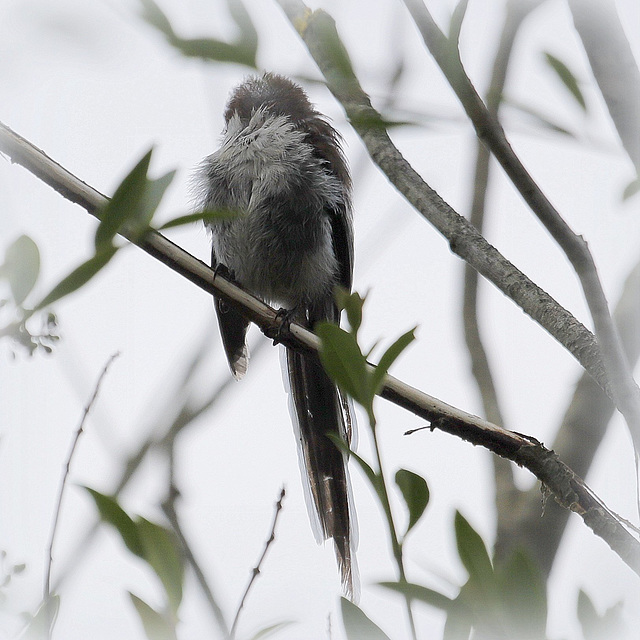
[42,352,119,640]
[463,0,543,558]
[51,333,256,640]
[230,487,286,639]
[162,492,231,639]
[44,352,119,599]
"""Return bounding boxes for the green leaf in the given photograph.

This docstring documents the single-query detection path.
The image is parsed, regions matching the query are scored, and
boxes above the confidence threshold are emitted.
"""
[139,0,257,67]
[20,595,60,640]
[394,469,429,535]
[443,596,472,640]
[84,488,144,558]
[340,597,391,640]
[544,52,586,111]
[496,548,547,638]
[503,97,576,137]
[139,170,176,230]
[95,149,152,249]
[226,0,258,57]
[622,176,640,201]
[378,581,452,610]
[158,208,237,231]
[33,245,118,311]
[139,0,174,36]
[129,593,176,640]
[316,322,369,406]
[1,235,40,305]
[371,328,415,396]
[136,518,184,615]
[336,289,365,335]
[454,511,493,587]
[577,590,625,640]
[248,621,295,640]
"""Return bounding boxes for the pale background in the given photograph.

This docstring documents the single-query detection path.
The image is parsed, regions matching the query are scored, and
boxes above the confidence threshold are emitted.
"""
[1,0,639,638]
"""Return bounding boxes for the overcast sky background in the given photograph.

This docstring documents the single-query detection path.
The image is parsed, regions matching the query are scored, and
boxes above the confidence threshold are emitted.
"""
[1,0,640,639]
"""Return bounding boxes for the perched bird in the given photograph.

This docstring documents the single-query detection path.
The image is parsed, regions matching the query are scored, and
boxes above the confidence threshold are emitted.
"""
[193,73,357,597]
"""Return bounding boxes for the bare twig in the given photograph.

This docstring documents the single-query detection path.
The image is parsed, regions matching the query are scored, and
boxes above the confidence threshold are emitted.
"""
[44,352,119,599]
[230,487,286,639]
[400,0,640,454]
[1,113,639,571]
[162,492,231,639]
[42,352,119,640]
[463,0,542,525]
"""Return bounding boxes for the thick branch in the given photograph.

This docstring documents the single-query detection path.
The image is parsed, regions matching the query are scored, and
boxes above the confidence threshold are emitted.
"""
[498,258,640,575]
[2,120,639,574]
[400,0,640,453]
[272,5,609,394]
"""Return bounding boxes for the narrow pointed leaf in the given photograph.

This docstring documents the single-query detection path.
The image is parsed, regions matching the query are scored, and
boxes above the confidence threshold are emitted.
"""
[316,322,368,404]
[335,289,364,335]
[2,235,40,305]
[139,0,256,67]
[139,0,174,36]
[454,511,493,586]
[158,208,237,231]
[137,170,176,231]
[443,598,473,640]
[544,52,586,110]
[577,590,625,640]
[496,548,547,637]
[395,469,429,534]
[227,0,258,55]
[340,597,391,640]
[136,517,184,615]
[84,488,144,558]
[129,593,176,640]
[34,246,118,311]
[95,149,152,249]
[371,328,416,395]
[622,176,640,201]
[249,621,295,640]
[20,595,60,640]
[379,581,452,610]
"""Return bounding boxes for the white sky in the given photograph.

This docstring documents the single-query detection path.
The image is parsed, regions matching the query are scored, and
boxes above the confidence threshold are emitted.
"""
[1,0,640,639]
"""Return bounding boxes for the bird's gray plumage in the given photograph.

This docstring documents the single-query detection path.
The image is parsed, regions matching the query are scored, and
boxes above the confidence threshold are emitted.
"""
[194,73,357,597]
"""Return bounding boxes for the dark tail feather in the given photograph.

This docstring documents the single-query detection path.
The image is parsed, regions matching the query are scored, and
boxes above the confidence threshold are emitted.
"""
[285,346,358,599]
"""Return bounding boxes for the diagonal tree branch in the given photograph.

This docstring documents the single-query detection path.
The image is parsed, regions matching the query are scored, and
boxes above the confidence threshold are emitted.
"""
[272,3,609,394]
[1,119,639,574]
[400,0,640,454]
[498,258,640,575]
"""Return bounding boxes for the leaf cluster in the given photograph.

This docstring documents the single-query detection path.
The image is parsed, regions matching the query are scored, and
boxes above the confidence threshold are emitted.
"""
[85,488,185,639]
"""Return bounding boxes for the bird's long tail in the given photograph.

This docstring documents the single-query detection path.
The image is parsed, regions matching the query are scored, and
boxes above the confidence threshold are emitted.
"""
[285,345,358,599]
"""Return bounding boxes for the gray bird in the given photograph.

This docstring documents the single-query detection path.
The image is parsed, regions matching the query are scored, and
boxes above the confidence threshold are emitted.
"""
[194,73,357,598]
